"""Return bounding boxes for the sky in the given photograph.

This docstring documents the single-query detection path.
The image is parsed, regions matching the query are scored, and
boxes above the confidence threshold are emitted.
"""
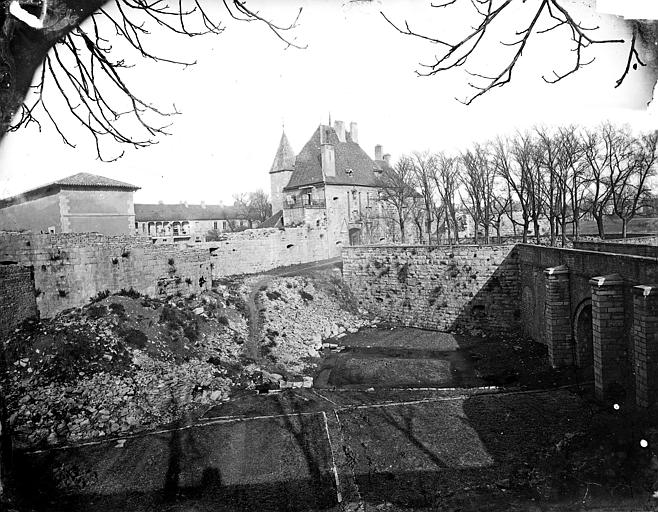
[0,0,657,205]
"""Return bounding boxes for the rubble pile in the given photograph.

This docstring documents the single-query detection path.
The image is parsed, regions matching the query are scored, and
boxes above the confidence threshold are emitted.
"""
[257,271,371,375]
[3,288,249,447]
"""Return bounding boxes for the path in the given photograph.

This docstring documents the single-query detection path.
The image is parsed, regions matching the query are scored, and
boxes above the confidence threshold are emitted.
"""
[243,257,342,361]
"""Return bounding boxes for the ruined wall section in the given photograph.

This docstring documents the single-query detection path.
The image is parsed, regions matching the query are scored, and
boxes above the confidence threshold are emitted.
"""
[0,264,38,339]
[203,227,335,277]
[343,245,520,334]
[0,233,211,318]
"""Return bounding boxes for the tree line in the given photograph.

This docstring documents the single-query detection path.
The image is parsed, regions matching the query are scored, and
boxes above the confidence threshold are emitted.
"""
[379,123,658,245]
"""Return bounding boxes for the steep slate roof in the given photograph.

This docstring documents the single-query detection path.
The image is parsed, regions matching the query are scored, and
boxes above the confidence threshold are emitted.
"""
[284,125,382,190]
[260,209,284,228]
[134,204,249,222]
[0,172,139,208]
[270,131,296,173]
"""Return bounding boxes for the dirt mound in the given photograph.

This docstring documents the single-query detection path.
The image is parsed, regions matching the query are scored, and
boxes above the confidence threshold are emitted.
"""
[3,288,250,447]
[255,270,372,376]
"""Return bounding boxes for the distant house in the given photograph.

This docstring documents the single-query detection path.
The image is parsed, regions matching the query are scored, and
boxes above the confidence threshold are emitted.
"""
[0,172,139,235]
[134,203,258,242]
[267,120,422,247]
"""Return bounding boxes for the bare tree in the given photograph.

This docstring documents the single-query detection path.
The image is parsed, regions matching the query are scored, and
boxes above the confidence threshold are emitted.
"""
[609,129,658,237]
[557,125,589,243]
[581,126,610,238]
[410,151,437,244]
[460,142,495,244]
[382,1,653,105]
[247,190,273,224]
[1,0,304,159]
[491,191,511,243]
[433,152,460,244]
[535,126,566,246]
[379,155,418,243]
[494,134,536,242]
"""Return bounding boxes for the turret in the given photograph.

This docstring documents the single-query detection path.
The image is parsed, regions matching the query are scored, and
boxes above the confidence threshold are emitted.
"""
[269,131,296,213]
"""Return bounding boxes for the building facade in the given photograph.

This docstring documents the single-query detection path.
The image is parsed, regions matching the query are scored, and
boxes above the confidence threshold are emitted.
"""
[134,203,257,243]
[0,173,139,236]
[268,120,422,249]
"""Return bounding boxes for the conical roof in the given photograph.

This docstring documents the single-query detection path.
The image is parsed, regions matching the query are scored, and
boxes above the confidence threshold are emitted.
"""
[269,131,296,173]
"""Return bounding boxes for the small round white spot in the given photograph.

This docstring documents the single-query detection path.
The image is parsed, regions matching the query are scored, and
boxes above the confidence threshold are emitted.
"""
[613,403,620,410]
[641,439,649,448]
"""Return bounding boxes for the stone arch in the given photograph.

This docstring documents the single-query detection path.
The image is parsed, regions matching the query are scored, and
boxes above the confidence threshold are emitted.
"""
[573,297,593,369]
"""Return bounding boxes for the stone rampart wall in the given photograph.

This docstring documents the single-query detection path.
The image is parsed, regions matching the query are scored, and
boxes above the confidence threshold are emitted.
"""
[203,227,335,277]
[0,264,38,340]
[342,245,520,334]
[0,232,211,318]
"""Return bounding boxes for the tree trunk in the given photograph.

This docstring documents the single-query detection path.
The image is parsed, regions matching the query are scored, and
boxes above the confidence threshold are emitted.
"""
[522,220,529,244]
[595,213,605,239]
[0,0,107,142]
[622,218,628,239]
[533,218,540,244]
[549,217,556,247]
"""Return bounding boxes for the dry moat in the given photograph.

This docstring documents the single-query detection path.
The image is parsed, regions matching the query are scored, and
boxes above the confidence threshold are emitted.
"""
[7,266,658,511]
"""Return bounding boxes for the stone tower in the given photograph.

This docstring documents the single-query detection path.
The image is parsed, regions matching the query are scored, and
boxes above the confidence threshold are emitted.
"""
[269,131,296,214]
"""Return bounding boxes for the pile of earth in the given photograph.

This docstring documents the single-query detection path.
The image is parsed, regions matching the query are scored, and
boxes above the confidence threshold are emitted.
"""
[2,287,251,448]
[254,270,374,378]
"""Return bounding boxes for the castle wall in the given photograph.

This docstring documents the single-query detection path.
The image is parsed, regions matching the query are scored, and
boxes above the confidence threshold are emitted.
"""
[0,264,38,340]
[202,227,335,276]
[0,233,210,318]
[0,227,336,319]
[343,244,520,334]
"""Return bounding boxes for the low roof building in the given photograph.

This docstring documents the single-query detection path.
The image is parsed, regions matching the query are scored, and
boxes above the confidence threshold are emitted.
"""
[0,172,139,235]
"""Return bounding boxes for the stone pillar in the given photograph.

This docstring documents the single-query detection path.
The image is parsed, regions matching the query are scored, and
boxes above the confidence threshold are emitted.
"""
[544,265,572,367]
[633,285,658,408]
[590,274,626,402]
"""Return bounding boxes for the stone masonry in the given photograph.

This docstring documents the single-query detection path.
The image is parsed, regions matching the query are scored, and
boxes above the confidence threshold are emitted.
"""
[0,264,38,339]
[0,232,211,318]
[590,274,627,402]
[633,285,658,408]
[203,227,335,277]
[544,265,573,367]
[342,245,520,334]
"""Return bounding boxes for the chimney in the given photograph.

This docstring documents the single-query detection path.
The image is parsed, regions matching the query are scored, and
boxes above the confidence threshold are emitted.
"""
[350,122,358,144]
[334,120,346,142]
[158,200,164,205]
[184,200,188,208]
[383,154,391,165]
[321,126,336,177]
[200,201,206,209]
[375,144,383,161]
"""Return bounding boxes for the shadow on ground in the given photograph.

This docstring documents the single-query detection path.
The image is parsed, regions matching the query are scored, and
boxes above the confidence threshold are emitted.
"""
[9,328,658,511]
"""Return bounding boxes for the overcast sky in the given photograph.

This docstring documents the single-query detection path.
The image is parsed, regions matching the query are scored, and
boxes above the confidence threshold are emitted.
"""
[0,0,657,205]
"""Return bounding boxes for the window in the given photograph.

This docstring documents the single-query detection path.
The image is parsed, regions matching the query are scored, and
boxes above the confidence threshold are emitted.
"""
[213,221,218,229]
